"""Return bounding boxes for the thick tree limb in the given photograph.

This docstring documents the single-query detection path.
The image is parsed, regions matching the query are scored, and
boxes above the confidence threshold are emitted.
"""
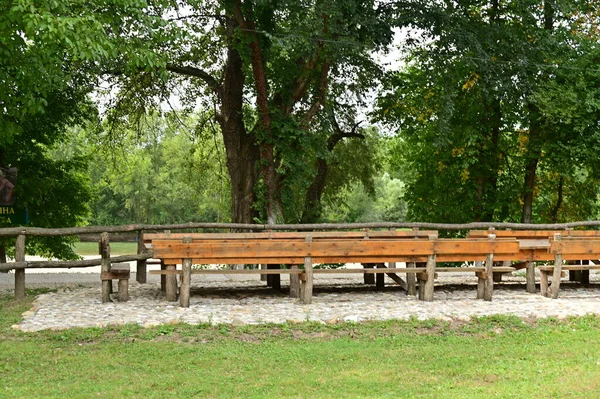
[166,64,223,99]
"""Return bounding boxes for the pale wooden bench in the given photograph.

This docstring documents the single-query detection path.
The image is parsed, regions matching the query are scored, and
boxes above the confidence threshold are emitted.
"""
[147,232,520,306]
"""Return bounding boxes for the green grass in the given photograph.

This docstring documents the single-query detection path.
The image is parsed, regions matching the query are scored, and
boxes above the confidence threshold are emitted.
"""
[74,242,137,256]
[2,292,600,398]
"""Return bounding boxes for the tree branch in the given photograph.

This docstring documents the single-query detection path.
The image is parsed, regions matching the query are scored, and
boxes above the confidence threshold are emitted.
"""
[329,113,364,151]
[166,64,223,99]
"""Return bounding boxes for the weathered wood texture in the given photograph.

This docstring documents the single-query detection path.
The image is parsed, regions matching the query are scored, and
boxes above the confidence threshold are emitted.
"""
[136,230,147,284]
[14,235,25,300]
[4,221,600,237]
[301,236,313,304]
[180,236,192,307]
[100,233,111,303]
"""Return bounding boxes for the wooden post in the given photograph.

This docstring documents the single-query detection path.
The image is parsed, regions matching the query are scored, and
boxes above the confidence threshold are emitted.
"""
[136,230,147,284]
[267,264,281,290]
[363,263,375,284]
[406,262,416,296]
[165,263,178,302]
[14,234,26,300]
[422,254,436,301]
[549,234,563,299]
[475,261,484,299]
[540,270,549,297]
[375,264,385,289]
[289,265,300,298]
[118,278,129,302]
[581,261,590,284]
[260,264,268,282]
[301,236,313,304]
[484,253,494,301]
[180,236,192,307]
[100,232,111,303]
[160,260,166,292]
[526,261,536,293]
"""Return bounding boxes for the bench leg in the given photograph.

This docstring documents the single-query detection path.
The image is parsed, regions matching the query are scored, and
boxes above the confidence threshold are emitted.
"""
[160,261,166,293]
[484,254,494,301]
[118,278,129,302]
[300,256,313,304]
[180,257,192,307]
[289,265,300,298]
[267,264,281,290]
[363,263,375,284]
[549,254,563,299]
[165,265,178,302]
[526,261,536,293]
[406,262,417,296]
[540,270,549,297]
[376,264,385,289]
[421,255,436,302]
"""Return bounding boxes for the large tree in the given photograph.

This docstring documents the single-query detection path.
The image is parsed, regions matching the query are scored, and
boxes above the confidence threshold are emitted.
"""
[377,0,600,224]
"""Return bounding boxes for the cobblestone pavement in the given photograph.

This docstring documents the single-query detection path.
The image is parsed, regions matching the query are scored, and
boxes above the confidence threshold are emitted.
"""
[8,272,600,331]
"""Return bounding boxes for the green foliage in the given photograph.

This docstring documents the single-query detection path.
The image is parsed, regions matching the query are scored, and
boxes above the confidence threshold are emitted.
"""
[87,111,230,225]
[377,0,600,224]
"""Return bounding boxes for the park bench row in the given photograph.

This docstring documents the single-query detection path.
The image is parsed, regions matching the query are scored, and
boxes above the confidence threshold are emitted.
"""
[130,229,600,307]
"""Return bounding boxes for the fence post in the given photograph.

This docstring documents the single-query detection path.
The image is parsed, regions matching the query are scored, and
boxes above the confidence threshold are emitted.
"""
[549,233,563,299]
[14,234,26,300]
[100,232,111,303]
[136,230,147,284]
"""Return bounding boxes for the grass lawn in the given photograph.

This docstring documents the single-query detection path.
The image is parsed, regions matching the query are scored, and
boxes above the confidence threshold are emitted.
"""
[74,242,138,256]
[2,290,600,398]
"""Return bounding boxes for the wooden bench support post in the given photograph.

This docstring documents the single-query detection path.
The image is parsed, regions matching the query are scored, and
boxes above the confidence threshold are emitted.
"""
[406,262,417,296]
[475,261,484,299]
[14,234,25,300]
[526,261,536,293]
[165,264,178,302]
[180,236,192,307]
[484,253,494,301]
[136,230,147,284]
[549,253,563,299]
[376,263,385,289]
[549,234,563,299]
[160,260,166,292]
[540,270,549,296]
[300,236,313,304]
[421,255,436,302]
[289,265,300,298]
[100,233,113,303]
[581,261,590,284]
[363,263,375,284]
[267,264,281,290]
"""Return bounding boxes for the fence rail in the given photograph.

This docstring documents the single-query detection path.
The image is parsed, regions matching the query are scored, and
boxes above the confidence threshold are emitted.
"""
[1,220,600,236]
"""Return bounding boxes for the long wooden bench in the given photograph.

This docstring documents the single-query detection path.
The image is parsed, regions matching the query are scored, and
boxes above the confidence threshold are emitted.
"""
[146,231,520,306]
[468,229,600,293]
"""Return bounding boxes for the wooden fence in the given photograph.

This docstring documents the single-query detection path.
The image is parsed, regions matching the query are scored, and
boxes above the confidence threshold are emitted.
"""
[2,221,600,300]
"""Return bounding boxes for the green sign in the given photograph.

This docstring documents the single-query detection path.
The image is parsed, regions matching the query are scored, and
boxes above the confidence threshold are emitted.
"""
[0,206,28,226]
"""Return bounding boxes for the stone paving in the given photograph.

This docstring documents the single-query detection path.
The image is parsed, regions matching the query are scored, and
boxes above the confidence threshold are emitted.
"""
[10,272,600,331]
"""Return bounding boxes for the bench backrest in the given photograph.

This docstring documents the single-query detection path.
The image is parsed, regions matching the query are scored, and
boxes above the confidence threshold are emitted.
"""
[151,236,520,265]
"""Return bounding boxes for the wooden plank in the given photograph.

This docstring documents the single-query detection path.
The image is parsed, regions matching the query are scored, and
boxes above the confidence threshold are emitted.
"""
[14,234,25,300]
[406,262,416,296]
[290,265,300,298]
[551,240,600,255]
[101,270,131,280]
[538,265,600,271]
[468,230,600,239]
[145,230,439,241]
[152,239,519,260]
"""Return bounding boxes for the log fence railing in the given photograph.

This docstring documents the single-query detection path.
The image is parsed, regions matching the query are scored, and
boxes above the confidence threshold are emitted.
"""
[1,222,600,302]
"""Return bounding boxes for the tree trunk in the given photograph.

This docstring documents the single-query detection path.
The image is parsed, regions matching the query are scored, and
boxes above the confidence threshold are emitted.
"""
[220,30,260,225]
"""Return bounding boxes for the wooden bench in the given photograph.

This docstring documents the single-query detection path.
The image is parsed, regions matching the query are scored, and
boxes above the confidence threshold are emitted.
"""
[146,232,520,306]
[538,237,600,298]
[467,229,600,292]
